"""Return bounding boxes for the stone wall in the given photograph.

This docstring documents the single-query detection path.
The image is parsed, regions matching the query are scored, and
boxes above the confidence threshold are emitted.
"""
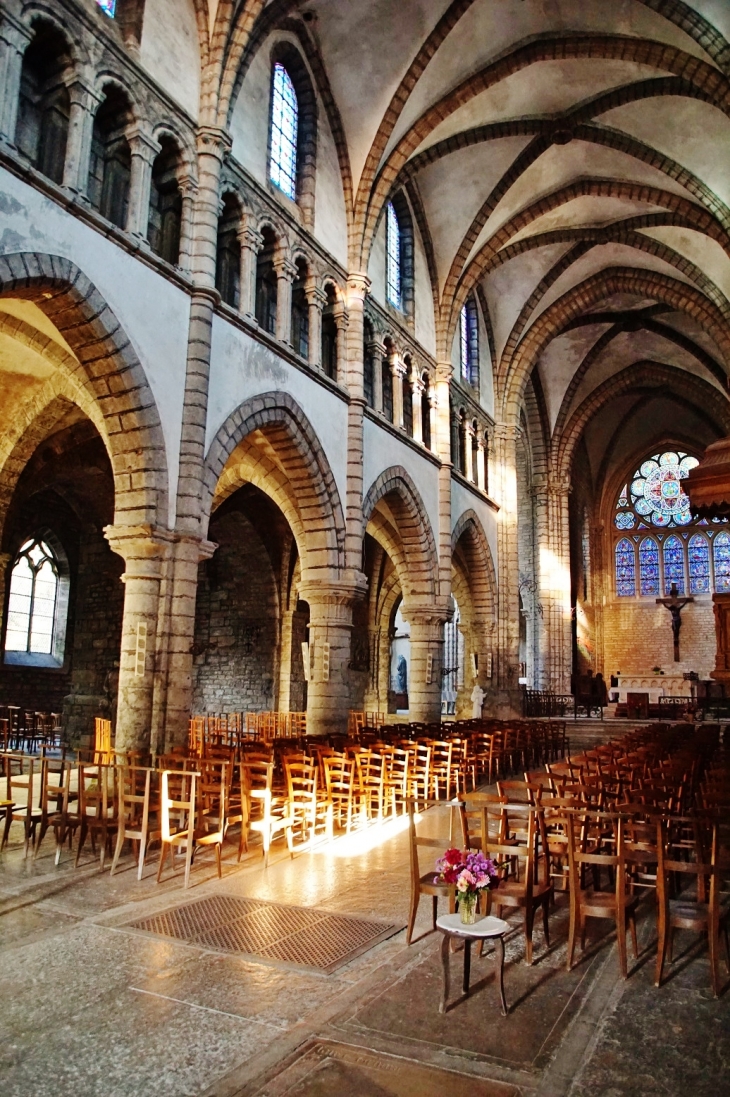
[192,509,279,713]
[602,596,715,681]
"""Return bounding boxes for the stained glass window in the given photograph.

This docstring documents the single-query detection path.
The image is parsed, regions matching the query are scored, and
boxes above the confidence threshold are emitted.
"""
[95,0,116,15]
[4,538,58,654]
[386,201,402,309]
[639,537,660,596]
[614,450,698,530]
[714,531,730,593]
[663,535,685,594]
[688,533,711,594]
[269,63,298,199]
[615,538,636,597]
[460,306,469,380]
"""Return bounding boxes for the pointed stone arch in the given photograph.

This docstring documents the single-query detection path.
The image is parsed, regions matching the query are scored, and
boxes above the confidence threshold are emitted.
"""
[362,466,439,604]
[0,253,168,527]
[203,391,346,577]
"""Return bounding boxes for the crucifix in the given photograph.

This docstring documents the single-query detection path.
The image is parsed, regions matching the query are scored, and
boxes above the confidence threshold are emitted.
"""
[656,582,694,662]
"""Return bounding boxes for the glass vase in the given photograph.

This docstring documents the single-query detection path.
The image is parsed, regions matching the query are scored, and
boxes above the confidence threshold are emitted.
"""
[459,892,478,925]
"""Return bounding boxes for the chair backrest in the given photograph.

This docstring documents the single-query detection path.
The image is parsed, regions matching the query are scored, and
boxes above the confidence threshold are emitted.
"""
[40,758,72,818]
[323,753,354,796]
[160,769,197,842]
[285,759,318,807]
[94,717,113,763]
[78,763,115,820]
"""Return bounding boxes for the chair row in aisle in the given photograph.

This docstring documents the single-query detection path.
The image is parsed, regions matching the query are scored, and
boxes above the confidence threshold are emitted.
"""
[0,706,63,752]
[408,721,730,996]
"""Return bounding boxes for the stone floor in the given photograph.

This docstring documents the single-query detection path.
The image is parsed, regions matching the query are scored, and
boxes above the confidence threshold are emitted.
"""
[1,732,727,1097]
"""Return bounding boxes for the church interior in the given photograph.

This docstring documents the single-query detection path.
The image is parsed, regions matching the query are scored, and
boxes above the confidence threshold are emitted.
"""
[0,1,729,1094]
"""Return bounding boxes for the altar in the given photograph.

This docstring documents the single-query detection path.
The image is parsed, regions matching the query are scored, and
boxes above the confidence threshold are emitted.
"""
[615,675,690,704]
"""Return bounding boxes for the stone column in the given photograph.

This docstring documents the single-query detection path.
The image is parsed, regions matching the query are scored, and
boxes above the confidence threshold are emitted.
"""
[126,126,160,239]
[177,175,197,272]
[429,386,438,452]
[62,80,100,194]
[411,372,424,444]
[176,125,231,535]
[477,429,487,491]
[463,419,475,482]
[159,534,217,751]
[344,272,370,569]
[368,338,384,413]
[238,224,262,320]
[299,578,366,737]
[489,422,522,713]
[434,361,454,599]
[278,607,295,712]
[407,608,447,722]
[305,281,325,370]
[535,475,572,695]
[104,525,172,751]
[333,300,349,384]
[274,256,296,344]
[390,349,405,429]
[0,13,32,145]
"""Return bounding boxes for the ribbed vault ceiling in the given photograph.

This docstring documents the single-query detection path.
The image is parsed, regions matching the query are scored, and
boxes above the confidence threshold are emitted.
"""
[184,2,730,455]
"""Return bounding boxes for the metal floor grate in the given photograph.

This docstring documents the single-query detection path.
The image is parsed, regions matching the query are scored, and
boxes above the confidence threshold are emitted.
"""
[127,895,402,973]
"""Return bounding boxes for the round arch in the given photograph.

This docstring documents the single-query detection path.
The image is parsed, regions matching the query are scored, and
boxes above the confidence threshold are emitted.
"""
[362,466,439,604]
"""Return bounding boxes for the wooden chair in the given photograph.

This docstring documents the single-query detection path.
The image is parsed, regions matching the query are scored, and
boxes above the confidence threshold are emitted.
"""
[429,741,453,800]
[239,759,293,866]
[565,810,639,977]
[34,759,76,865]
[93,717,113,764]
[193,760,228,879]
[157,769,198,889]
[285,758,330,844]
[355,750,390,821]
[655,818,730,996]
[475,801,554,965]
[75,763,117,868]
[2,755,42,856]
[110,766,161,881]
[406,800,456,945]
[323,753,357,833]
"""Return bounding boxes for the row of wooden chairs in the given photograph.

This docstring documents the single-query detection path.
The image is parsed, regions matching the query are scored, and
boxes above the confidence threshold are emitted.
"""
[0,707,63,752]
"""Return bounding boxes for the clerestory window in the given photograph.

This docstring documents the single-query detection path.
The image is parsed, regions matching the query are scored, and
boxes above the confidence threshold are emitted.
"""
[386,201,402,309]
[96,0,116,14]
[269,63,298,200]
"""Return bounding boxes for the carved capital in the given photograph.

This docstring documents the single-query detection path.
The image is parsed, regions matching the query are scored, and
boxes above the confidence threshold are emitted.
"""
[196,125,232,161]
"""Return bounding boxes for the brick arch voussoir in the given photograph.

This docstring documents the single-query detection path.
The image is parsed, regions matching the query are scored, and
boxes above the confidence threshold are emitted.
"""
[203,391,346,572]
[500,268,730,424]
[357,34,730,268]
[0,253,168,527]
[362,466,438,600]
[555,360,730,480]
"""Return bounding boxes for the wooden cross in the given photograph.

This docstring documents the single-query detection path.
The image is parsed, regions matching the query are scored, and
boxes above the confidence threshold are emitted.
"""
[655,582,694,662]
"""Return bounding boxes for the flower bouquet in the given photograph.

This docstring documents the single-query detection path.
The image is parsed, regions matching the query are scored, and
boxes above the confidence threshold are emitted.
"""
[435,847,499,924]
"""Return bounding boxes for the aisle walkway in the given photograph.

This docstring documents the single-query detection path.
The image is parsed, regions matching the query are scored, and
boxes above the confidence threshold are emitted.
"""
[0,773,727,1097]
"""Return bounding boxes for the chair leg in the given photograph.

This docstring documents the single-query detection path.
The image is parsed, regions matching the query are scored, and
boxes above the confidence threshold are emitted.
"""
[567,900,578,971]
[215,842,222,879]
[525,905,535,965]
[542,896,551,948]
[406,890,420,945]
[629,911,638,961]
[432,894,438,930]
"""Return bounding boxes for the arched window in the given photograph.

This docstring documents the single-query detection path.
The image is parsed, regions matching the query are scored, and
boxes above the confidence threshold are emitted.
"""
[321,283,338,381]
[255,225,277,333]
[15,20,70,186]
[615,538,636,597]
[713,531,730,593]
[688,534,711,594]
[215,193,241,309]
[147,136,182,265]
[460,299,479,387]
[88,85,133,229]
[386,201,401,309]
[4,537,67,666]
[291,257,309,360]
[639,537,660,596]
[663,535,685,595]
[269,63,298,200]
